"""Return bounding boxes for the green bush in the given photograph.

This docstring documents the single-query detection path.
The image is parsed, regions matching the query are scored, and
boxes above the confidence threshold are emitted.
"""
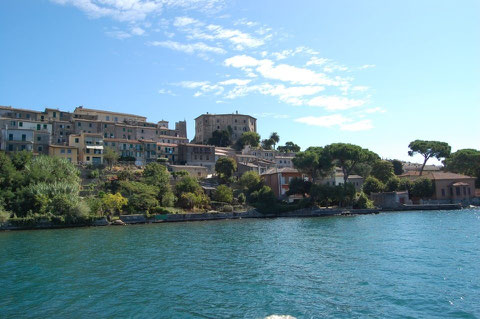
[221,205,233,212]
[214,185,234,203]
[363,176,385,195]
[354,192,375,209]
[88,169,100,179]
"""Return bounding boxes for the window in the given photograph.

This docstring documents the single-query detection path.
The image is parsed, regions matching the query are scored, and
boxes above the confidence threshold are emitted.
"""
[37,136,41,141]
[104,124,107,128]
[114,117,118,122]
[78,122,81,127]
[86,156,90,161]
[61,149,66,154]
[456,187,460,196]
[89,123,92,128]
[11,121,15,126]
[8,145,13,151]
[21,145,26,150]
[26,114,30,119]
[38,146,42,152]
[441,189,445,197]
[37,124,41,130]
[123,128,126,132]
[43,124,47,129]
[67,149,72,154]
[86,149,90,154]
[53,112,56,118]
[463,187,466,195]
[106,116,110,121]
[19,122,23,127]
[8,134,13,141]
[75,138,79,143]
[21,134,26,141]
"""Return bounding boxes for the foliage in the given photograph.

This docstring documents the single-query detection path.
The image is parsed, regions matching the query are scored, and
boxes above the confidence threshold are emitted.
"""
[371,160,394,183]
[221,204,233,212]
[410,178,435,198]
[119,155,136,162]
[390,159,404,175]
[117,180,159,213]
[408,140,451,176]
[238,171,262,194]
[385,176,401,192]
[10,151,33,170]
[24,155,80,185]
[269,132,280,149]
[177,192,209,210]
[277,141,301,153]
[215,157,237,181]
[161,191,176,207]
[88,169,100,179]
[353,192,375,209]
[310,183,356,207]
[214,185,234,203]
[101,193,128,216]
[236,132,260,149]
[237,193,246,204]
[261,138,274,150]
[325,143,379,189]
[250,186,276,206]
[103,147,119,168]
[351,162,372,179]
[208,129,232,147]
[171,170,189,180]
[292,147,333,182]
[444,149,480,187]
[175,176,202,195]
[363,176,385,195]
[0,205,10,223]
[286,177,312,197]
[398,178,413,193]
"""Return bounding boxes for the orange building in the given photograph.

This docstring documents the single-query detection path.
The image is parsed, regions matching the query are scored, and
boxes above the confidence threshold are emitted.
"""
[261,167,309,201]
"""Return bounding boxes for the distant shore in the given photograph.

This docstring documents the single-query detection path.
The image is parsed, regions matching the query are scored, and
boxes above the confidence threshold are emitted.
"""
[0,204,464,232]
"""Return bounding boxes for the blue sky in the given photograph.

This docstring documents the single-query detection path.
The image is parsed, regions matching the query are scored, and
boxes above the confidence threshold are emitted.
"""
[0,0,479,163]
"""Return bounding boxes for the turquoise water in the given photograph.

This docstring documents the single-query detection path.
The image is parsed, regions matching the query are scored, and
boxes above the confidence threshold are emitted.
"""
[1,210,480,318]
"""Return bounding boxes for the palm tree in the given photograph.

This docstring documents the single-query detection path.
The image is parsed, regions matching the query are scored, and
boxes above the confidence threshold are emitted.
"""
[270,132,280,150]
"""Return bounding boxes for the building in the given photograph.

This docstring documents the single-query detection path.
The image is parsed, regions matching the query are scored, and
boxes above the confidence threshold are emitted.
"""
[370,191,412,208]
[318,168,364,192]
[49,145,78,164]
[399,171,476,202]
[261,167,309,201]
[177,144,216,172]
[69,132,104,165]
[193,111,256,144]
[167,164,208,178]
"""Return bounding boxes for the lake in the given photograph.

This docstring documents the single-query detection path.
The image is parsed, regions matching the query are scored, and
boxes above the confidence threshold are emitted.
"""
[1,209,479,318]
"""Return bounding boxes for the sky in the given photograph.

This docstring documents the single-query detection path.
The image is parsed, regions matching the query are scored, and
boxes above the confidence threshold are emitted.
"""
[0,0,479,163]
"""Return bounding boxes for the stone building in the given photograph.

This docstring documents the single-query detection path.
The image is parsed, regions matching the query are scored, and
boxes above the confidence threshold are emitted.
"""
[193,111,256,144]
[177,144,216,172]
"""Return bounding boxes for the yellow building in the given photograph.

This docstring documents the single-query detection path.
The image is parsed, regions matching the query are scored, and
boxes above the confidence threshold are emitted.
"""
[69,132,104,165]
[49,145,78,164]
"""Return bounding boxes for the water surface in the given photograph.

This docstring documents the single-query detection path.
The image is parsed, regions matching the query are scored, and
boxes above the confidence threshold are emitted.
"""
[1,209,479,318]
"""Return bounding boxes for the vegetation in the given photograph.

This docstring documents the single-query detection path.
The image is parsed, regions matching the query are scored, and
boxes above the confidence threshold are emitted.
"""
[277,141,301,153]
[370,160,394,183]
[235,132,260,149]
[408,140,451,176]
[103,147,119,168]
[214,185,234,203]
[444,148,480,187]
[390,159,404,175]
[215,157,237,182]
[363,176,385,195]
[292,147,333,182]
[208,128,232,147]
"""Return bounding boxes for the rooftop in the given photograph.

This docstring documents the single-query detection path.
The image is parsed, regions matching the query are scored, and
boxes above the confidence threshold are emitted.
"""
[195,112,256,120]
[74,106,147,120]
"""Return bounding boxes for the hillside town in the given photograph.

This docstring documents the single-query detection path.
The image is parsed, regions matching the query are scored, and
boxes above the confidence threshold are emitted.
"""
[0,104,479,229]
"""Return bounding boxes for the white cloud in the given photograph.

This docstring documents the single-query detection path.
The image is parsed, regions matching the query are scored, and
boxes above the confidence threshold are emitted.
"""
[158,88,176,95]
[149,40,226,54]
[254,112,290,119]
[363,107,386,114]
[219,79,251,86]
[295,115,373,131]
[105,30,132,39]
[340,119,373,131]
[306,96,366,110]
[131,26,145,36]
[359,64,375,69]
[224,55,342,87]
[51,0,225,22]
[323,64,348,73]
[351,85,369,92]
[306,57,329,66]
[173,16,200,27]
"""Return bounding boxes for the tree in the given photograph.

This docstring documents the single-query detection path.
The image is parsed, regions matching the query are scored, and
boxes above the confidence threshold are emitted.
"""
[410,178,435,199]
[236,132,260,149]
[286,177,312,197]
[354,192,375,209]
[408,140,451,176]
[270,132,280,150]
[371,160,394,183]
[171,170,189,180]
[278,141,301,153]
[215,157,237,181]
[103,147,119,169]
[175,176,202,195]
[208,129,232,147]
[292,147,333,182]
[102,193,128,216]
[385,176,401,192]
[214,185,234,203]
[238,171,262,194]
[444,149,480,187]
[325,143,379,190]
[117,180,159,213]
[261,139,274,150]
[363,176,385,195]
[390,159,404,175]
[142,162,172,204]
[250,185,276,206]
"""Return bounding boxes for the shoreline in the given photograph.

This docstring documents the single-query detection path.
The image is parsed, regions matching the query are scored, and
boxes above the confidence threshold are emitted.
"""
[0,204,464,232]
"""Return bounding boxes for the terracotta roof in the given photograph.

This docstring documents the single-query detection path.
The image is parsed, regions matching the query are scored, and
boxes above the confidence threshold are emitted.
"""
[195,113,256,120]
[262,167,300,175]
[0,105,42,114]
[399,171,475,180]
[157,142,177,147]
[49,144,77,149]
[74,106,147,119]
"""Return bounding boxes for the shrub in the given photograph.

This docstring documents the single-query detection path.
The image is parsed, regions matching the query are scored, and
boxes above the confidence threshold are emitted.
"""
[161,191,176,207]
[88,169,100,179]
[237,193,246,204]
[221,205,233,212]
[214,185,234,203]
[363,176,385,195]
[385,176,400,192]
[354,192,375,209]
